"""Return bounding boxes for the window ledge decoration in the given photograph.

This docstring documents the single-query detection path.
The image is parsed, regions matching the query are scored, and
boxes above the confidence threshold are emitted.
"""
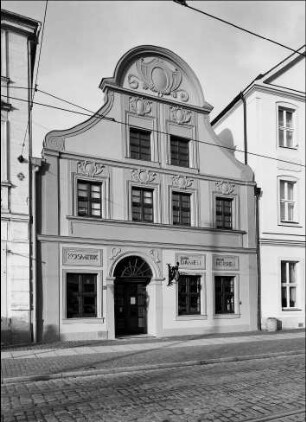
[128,58,189,102]
[129,97,152,116]
[77,160,105,177]
[172,175,194,189]
[215,181,235,195]
[131,168,157,184]
[167,262,180,286]
[170,106,192,125]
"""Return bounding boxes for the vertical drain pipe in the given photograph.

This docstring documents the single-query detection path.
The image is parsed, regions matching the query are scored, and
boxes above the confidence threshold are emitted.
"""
[240,92,248,165]
[255,186,262,330]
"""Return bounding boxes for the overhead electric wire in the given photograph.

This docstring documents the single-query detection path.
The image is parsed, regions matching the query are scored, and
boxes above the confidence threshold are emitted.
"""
[172,1,306,58]
[3,92,305,169]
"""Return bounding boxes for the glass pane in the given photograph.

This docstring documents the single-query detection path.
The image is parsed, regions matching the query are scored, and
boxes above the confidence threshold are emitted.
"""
[91,210,101,217]
[78,191,88,198]
[288,203,294,221]
[286,111,293,128]
[281,287,287,308]
[289,287,296,307]
[287,183,294,200]
[280,202,285,221]
[281,261,287,283]
[278,109,284,127]
[289,263,296,283]
[91,185,101,192]
[279,130,284,146]
[280,181,285,199]
[287,131,293,148]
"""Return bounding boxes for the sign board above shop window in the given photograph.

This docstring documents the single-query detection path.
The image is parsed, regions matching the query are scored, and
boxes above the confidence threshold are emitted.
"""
[175,254,206,270]
[62,248,102,266]
[213,255,239,271]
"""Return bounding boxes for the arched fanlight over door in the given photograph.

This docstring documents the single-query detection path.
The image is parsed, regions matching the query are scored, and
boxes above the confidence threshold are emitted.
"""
[114,256,152,279]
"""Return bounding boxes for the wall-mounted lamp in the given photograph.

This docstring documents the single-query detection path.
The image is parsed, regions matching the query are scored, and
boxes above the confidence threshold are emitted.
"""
[167,262,180,286]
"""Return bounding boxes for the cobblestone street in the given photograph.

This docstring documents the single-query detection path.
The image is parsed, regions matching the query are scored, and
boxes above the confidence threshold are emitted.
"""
[1,352,305,422]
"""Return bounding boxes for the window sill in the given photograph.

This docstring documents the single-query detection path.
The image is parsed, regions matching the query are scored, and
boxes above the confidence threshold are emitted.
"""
[175,314,207,321]
[213,314,241,319]
[62,318,105,324]
[278,221,301,228]
[164,163,199,174]
[281,308,302,312]
[278,146,298,151]
[124,157,161,168]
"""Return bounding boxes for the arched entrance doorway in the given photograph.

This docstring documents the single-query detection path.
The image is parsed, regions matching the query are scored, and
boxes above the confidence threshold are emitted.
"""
[114,256,152,336]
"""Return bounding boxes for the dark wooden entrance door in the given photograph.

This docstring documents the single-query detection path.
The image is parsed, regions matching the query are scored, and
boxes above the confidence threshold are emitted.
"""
[115,281,147,336]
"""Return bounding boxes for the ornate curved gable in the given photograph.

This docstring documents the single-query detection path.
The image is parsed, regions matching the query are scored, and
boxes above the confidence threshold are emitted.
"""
[100,45,212,110]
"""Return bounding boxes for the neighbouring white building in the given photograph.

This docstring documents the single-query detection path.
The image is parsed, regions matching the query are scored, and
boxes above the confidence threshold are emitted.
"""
[212,46,305,330]
[1,9,40,344]
[37,45,258,342]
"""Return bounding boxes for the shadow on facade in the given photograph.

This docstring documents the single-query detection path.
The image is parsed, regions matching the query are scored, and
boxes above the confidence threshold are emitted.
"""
[1,317,31,346]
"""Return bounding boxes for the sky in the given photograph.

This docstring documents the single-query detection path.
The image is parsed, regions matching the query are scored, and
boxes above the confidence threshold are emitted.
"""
[2,0,305,156]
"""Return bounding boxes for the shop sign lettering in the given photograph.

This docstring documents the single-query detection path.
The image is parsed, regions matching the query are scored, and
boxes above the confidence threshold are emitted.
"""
[213,255,239,271]
[63,248,102,266]
[176,254,206,269]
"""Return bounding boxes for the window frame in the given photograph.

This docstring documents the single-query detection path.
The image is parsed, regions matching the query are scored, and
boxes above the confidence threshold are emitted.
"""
[172,190,192,226]
[279,178,298,224]
[66,273,97,318]
[280,260,299,310]
[129,127,152,162]
[177,274,201,316]
[131,186,154,223]
[62,268,103,322]
[170,134,190,168]
[276,102,298,150]
[213,274,240,318]
[128,180,161,224]
[76,179,102,218]
[216,196,233,230]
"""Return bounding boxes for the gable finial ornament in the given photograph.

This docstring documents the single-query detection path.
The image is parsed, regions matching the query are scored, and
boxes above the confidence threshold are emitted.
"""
[128,58,189,102]
[172,175,194,189]
[170,107,192,125]
[215,181,236,195]
[131,169,157,184]
[129,97,152,116]
[77,160,105,177]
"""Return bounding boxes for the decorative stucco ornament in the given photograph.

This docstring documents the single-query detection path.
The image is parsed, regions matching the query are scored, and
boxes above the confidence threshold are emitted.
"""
[170,107,192,125]
[131,169,156,184]
[129,97,152,116]
[149,249,161,263]
[172,175,194,189]
[77,161,105,177]
[46,136,65,151]
[110,247,122,260]
[128,58,189,102]
[17,172,25,181]
[215,181,236,195]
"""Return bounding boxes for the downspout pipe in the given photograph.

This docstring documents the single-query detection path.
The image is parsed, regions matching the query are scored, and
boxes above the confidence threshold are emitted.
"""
[255,185,262,330]
[240,92,248,165]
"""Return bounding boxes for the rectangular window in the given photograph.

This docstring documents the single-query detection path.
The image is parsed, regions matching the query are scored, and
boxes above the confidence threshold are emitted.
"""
[132,187,154,223]
[130,127,151,161]
[215,276,235,314]
[170,135,190,167]
[216,197,233,229]
[178,275,201,315]
[77,180,102,218]
[67,273,97,318]
[278,107,294,148]
[281,261,297,309]
[172,192,191,226]
[280,180,296,222]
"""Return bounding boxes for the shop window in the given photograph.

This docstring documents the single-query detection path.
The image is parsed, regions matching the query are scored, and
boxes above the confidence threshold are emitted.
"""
[178,275,201,315]
[278,107,294,148]
[170,135,190,167]
[281,261,298,309]
[131,187,154,223]
[215,276,235,314]
[130,127,151,161]
[280,180,296,223]
[172,191,191,226]
[216,197,233,229]
[67,273,97,318]
[77,180,102,218]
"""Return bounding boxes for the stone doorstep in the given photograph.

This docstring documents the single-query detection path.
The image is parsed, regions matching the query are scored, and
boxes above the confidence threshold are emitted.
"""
[1,349,304,385]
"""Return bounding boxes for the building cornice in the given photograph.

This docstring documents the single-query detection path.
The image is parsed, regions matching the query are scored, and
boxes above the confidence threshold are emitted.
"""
[37,233,256,255]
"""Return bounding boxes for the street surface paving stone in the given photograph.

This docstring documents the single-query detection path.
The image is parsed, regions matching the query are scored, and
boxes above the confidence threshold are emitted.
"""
[1,354,305,422]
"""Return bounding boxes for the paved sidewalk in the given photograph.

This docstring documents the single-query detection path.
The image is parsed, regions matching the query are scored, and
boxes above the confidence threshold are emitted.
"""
[1,330,305,383]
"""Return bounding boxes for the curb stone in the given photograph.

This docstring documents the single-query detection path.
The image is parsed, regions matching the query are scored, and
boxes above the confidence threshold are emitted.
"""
[1,349,304,385]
